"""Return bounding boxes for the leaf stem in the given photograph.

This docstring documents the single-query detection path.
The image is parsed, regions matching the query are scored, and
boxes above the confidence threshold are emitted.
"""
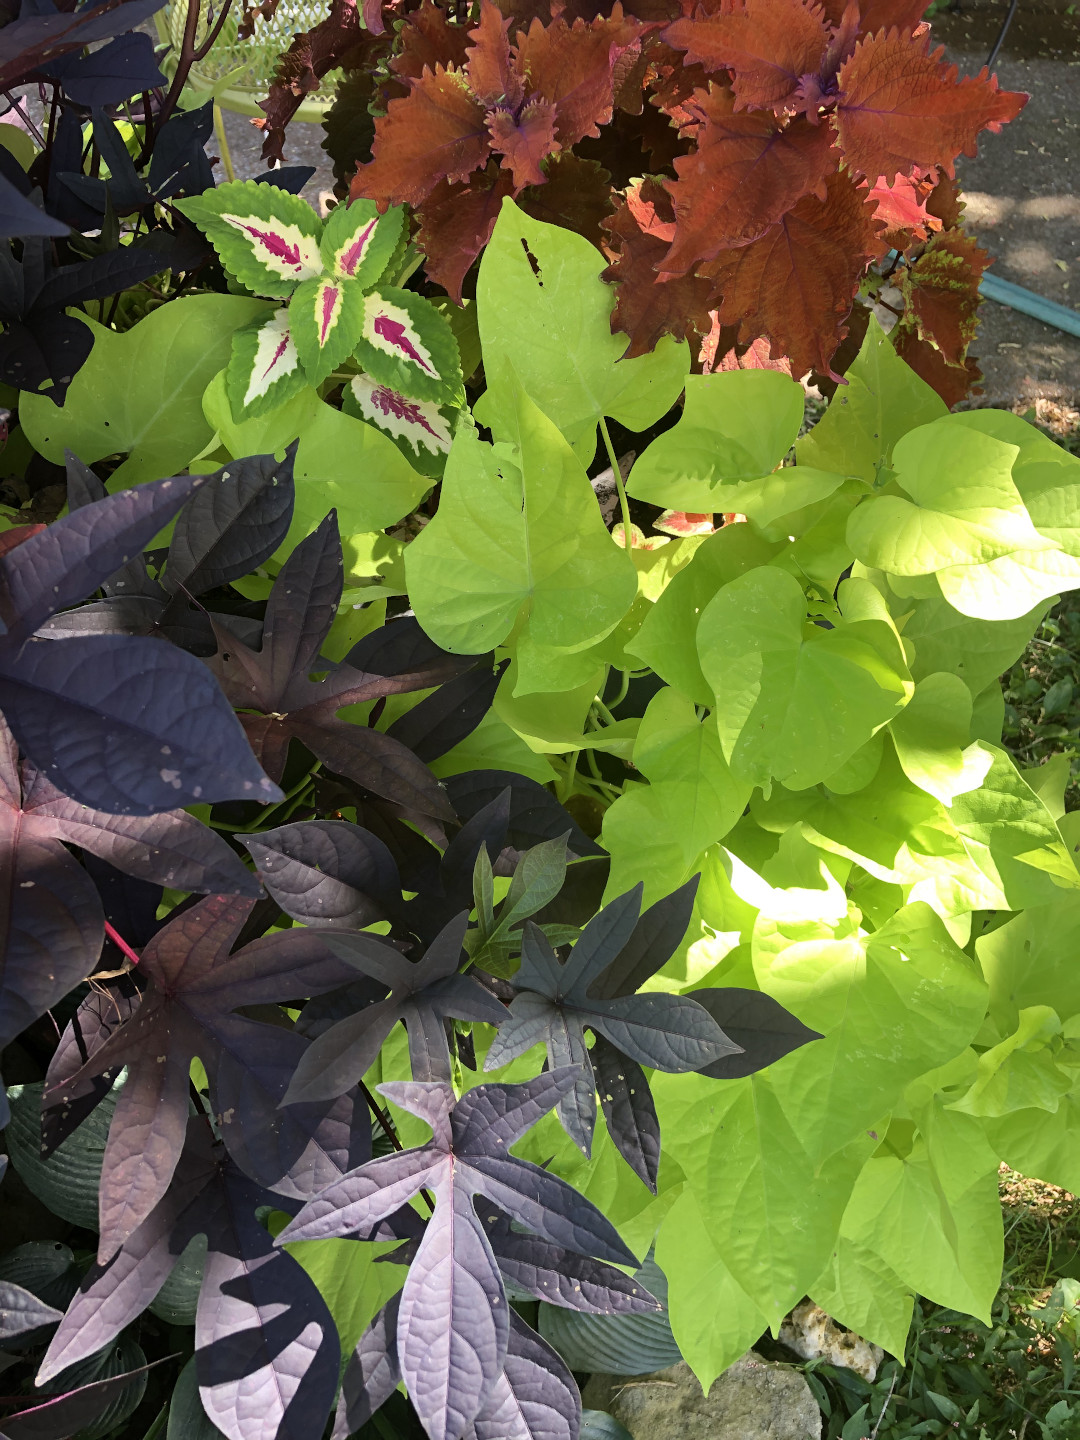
[598,415,633,545]
[103,920,142,968]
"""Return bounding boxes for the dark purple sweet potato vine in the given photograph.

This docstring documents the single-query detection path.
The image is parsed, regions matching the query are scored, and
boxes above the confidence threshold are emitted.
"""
[0,455,817,1440]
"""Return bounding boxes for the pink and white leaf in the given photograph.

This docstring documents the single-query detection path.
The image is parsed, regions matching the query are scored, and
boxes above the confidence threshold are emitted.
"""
[321,198,405,289]
[353,286,464,405]
[290,277,367,388]
[225,310,309,422]
[348,375,453,455]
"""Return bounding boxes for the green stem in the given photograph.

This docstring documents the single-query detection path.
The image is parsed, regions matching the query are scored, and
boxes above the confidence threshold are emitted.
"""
[557,748,580,804]
[607,668,631,712]
[592,695,618,728]
[213,102,235,182]
[221,766,320,832]
[598,415,633,545]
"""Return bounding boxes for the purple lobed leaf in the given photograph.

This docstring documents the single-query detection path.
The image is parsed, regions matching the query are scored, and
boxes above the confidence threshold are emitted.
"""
[240,819,400,928]
[277,1074,640,1440]
[690,987,823,1079]
[484,893,739,1166]
[0,1281,64,1339]
[332,1294,402,1440]
[42,894,366,1262]
[467,1310,581,1440]
[0,472,202,645]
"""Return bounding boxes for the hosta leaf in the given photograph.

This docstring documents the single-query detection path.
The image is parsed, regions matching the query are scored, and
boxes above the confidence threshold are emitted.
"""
[476,199,689,465]
[226,310,308,422]
[406,383,636,655]
[321,196,404,286]
[538,1256,680,1376]
[698,568,912,790]
[291,275,367,387]
[178,180,324,298]
[355,285,463,404]
[18,295,272,487]
[6,1082,116,1230]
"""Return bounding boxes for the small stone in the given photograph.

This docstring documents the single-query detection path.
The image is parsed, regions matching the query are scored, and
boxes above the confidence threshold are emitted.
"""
[779,1300,884,1382]
[582,1356,821,1440]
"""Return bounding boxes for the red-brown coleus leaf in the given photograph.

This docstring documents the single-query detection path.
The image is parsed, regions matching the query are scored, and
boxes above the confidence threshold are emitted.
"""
[514,4,645,147]
[351,65,491,209]
[466,0,525,107]
[662,0,833,112]
[277,1071,639,1440]
[602,176,714,358]
[658,84,835,274]
[518,152,615,242]
[834,29,1027,184]
[42,893,370,1265]
[415,165,516,304]
[360,0,641,212]
[390,0,473,86]
[209,512,482,819]
[259,0,390,164]
[704,167,884,380]
[893,314,982,407]
[486,99,559,186]
[867,171,942,249]
[854,0,931,33]
[898,226,988,366]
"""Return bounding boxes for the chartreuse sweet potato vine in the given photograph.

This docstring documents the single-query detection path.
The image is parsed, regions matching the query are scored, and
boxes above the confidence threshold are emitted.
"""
[4,189,1080,1440]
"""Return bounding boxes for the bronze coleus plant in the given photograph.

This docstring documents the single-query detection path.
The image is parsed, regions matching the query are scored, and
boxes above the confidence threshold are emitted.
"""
[178,181,463,456]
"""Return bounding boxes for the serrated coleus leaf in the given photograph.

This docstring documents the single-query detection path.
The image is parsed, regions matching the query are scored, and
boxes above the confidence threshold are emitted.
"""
[321,196,406,290]
[283,911,508,1102]
[833,29,1027,185]
[347,374,454,455]
[37,1123,341,1440]
[277,1071,638,1440]
[42,893,370,1264]
[291,275,368,388]
[355,286,464,404]
[176,181,325,299]
[209,512,483,817]
[351,0,641,216]
[484,885,739,1183]
[0,472,279,815]
[226,310,308,421]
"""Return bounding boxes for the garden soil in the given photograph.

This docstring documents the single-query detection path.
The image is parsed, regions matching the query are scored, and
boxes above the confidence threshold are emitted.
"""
[214,0,1080,411]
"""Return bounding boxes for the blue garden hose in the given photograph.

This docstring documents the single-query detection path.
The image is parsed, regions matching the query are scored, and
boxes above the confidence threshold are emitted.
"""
[979,272,1080,342]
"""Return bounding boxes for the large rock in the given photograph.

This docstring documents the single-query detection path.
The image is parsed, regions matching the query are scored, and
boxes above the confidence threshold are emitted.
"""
[582,1356,822,1440]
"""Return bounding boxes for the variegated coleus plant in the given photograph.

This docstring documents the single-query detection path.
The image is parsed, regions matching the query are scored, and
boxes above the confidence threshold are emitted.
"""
[177,181,463,457]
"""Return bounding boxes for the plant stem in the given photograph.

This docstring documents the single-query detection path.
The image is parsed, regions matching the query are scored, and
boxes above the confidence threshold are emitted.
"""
[556,748,579,804]
[599,415,633,545]
[213,102,235,182]
[607,668,631,711]
[104,920,142,968]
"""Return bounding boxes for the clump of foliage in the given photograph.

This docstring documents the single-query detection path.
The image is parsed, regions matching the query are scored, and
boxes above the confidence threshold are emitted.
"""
[262,0,1023,401]
[6,95,1080,1439]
